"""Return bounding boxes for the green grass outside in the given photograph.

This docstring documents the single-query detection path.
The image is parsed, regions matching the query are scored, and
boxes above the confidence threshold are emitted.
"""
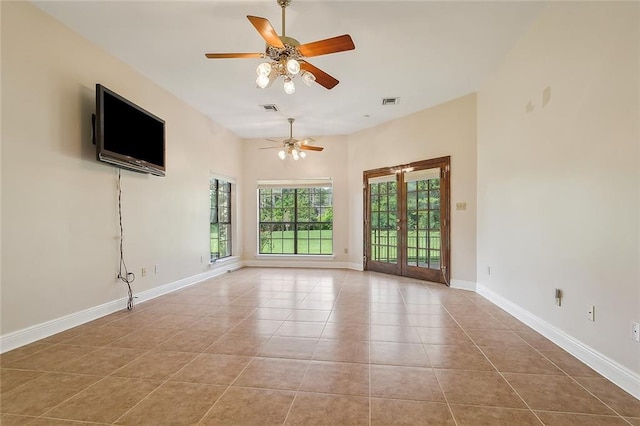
[260,230,333,255]
[371,229,441,264]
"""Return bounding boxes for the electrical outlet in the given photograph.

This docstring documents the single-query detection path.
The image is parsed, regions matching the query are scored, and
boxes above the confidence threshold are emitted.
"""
[632,322,640,342]
[141,267,147,277]
[586,305,595,321]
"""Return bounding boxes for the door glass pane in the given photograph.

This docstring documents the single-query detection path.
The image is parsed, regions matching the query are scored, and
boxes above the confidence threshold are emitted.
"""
[368,177,398,264]
[404,167,441,271]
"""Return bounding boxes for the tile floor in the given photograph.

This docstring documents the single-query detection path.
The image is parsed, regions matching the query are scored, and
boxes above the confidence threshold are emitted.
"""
[1,268,639,425]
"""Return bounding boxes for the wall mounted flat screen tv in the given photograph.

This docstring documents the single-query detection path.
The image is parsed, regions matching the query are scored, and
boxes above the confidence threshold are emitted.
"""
[95,84,165,176]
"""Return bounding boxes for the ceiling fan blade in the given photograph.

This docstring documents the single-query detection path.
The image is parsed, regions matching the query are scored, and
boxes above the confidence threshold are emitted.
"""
[299,138,316,145]
[247,16,284,48]
[205,53,264,59]
[298,34,355,58]
[265,139,281,143]
[300,61,339,90]
[299,145,324,152]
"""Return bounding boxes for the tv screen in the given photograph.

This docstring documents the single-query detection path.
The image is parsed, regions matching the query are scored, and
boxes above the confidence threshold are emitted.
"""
[95,84,165,176]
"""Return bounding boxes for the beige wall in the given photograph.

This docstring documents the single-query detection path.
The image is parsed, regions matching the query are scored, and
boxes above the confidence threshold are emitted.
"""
[346,94,478,284]
[241,135,350,266]
[477,2,639,374]
[1,2,243,334]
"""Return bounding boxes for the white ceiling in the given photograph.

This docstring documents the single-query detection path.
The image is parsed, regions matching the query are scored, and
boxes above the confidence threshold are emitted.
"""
[33,1,546,140]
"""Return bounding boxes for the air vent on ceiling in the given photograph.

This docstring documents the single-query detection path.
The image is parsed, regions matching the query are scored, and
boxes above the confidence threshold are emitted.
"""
[382,97,400,106]
[259,104,279,112]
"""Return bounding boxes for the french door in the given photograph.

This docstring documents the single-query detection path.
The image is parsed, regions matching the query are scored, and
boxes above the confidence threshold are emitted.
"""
[364,157,450,284]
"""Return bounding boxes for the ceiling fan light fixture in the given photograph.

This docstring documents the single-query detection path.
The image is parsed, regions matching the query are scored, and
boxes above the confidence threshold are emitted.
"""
[286,58,301,75]
[299,150,307,158]
[301,71,316,86]
[283,78,296,94]
[256,62,272,76]
[292,150,299,160]
[278,150,286,160]
[256,74,270,88]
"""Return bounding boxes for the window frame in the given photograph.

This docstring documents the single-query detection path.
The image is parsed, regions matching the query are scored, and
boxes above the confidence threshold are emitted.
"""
[257,180,333,256]
[210,177,232,261]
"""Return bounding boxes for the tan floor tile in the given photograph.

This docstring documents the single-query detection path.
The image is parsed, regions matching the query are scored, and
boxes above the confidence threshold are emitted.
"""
[465,328,530,347]
[370,312,413,326]
[285,392,368,425]
[111,350,196,380]
[58,326,132,347]
[626,417,640,425]
[535,411,630,425]
[5,345,97,371]
[38,325,94,344]
[410,313,458,328]
[370,398,454,425]
[0,343,53,366]
[115,381,225,425]
[296,300,335,311]
[144,314,203,330]
[230,319,284,336]
[370,341,430,367]
[200,387,295,425]
[504,373,615,415]
[321,323,370,341]
[108,327,178,350]
[44,376,161,423]
[450,404,541,425]
[275,321,325,338]
[371,365,445,402]
[574,376,640,417]
[0,414,36,425]
[540,350,601,377]
[258,337,318,359]
[416,327,473,345]
[155,329,223,352]
[208,305,255,319]
[55,347,146,376]
[405,304,448,315]
[0,369,45,394]
[425,344,494,371]
[371,325,421,343]
[515,330,561,351]
[233,357,309,390]
[313,339,369,363]
[300,361,369,396]
[249,308,293,320]
[435,369,526,408]
[1,373,100,416]
[206,333,269,356]
[30,419,107,425]
[170,353,252,385]
[482,346,564,375]
[190,316,241,332]
[108,312,165,330]
[287,309,331,322]
[327,310,370,325]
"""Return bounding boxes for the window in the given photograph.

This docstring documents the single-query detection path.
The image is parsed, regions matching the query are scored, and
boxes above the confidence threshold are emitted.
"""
[210,177,231,260]
[258,182,333,255]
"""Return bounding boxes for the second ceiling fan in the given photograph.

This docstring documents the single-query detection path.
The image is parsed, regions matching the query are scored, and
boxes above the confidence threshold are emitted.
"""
[261,118,324,160]
[205,0,355,92]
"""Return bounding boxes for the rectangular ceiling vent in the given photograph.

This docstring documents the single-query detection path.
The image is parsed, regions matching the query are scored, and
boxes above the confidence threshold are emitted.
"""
[382,97,400,106]
[260,104,279,112]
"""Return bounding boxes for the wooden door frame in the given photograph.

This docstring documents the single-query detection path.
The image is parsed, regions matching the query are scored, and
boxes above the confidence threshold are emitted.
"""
[363,156,451,285]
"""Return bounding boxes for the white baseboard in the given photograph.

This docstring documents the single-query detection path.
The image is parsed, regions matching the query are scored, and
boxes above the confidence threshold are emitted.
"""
[477,283,640,400]
[0,259,243,354]
[450,279,476,291]
[347,262,364,271]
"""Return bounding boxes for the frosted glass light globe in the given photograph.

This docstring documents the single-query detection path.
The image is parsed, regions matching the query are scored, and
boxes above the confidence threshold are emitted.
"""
[278,150,286,160]
[256,74,270,89]
[286,59,300,75]
[301,71,316,86]
[256,62,271,76]
[283,79,296,95]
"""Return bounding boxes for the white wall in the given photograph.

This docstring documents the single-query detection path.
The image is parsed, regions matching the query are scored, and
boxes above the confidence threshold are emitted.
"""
[477,2,639,376]
[241,135,350,267]
[346,94,478,284]
[1,2,243,336]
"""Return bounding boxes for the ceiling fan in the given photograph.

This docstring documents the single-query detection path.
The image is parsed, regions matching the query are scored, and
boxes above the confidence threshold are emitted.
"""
[261,118,324,160]
[205,0,355,93]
